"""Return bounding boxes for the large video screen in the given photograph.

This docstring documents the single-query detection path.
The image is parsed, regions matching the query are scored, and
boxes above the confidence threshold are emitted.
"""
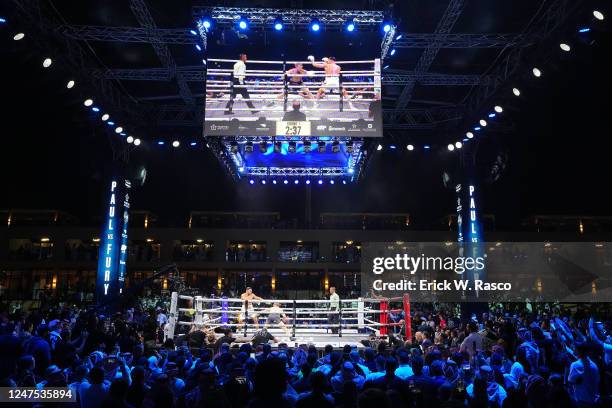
[204,54,382,137]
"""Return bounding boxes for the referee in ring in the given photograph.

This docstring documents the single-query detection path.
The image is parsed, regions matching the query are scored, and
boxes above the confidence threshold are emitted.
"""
[224,53,260,115]
[328,286,340,334]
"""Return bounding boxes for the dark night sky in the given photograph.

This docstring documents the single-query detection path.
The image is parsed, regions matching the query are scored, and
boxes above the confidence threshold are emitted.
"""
[0,1,610,228]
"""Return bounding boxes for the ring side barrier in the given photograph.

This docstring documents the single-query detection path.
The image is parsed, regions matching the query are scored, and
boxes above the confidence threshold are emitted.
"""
[166,292,411,342]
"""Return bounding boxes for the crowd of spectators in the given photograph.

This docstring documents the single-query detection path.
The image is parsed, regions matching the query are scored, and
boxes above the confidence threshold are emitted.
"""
[0,300,610,408]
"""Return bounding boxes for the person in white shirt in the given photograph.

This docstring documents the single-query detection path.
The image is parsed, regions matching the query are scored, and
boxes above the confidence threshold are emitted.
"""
[460,322,483,361]
[568,342,599,407]
[328,286,340,334]
[224,53,259,115]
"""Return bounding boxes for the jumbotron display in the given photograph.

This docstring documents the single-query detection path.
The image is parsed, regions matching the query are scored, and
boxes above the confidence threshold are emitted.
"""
[204,54,383,137]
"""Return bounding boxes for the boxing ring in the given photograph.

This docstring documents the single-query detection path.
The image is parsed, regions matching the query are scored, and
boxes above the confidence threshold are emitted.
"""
[166,292,412,349]
[204,57,382,137]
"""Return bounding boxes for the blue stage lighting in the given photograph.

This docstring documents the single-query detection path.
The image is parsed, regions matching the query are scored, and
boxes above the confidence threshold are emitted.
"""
[158,141,165,145]
[190,29,197,35]
[383,65,390,69]
[294,179,299,185]
[261,180,267,185]
[202,20,211,30]
[310,20,321,32]
[0,17,7,24]
[383,23,392,33]
[239,167,245,173]
[579,27,591,33]
[348,168,354,174]
[390,49,396,56]
[305,180,311,185]
[195,44,202,51]
[283,179,289,185]
[91,107,100,112]
[272,179,277,185]
[396,34,403,40]
[424,145,431,150]
[318,179,323,185]
[389,145,397,149]
[274,18,283,31]
[474,126,481,131]
[249,179,255,185]
[488,113,496,118]
[190,142,197,146]
[330,180,335,185]
[107,121,115,126]
[346,21,355,32]
[238,18,248,30]
[342,180,347,185]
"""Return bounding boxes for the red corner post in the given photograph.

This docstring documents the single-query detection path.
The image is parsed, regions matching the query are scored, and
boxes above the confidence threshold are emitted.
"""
[379,300,389,336]
[403,293,412,340]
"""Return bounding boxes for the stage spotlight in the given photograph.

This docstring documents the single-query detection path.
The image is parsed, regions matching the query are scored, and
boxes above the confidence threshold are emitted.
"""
[305,179,311,185]
[0,17,6,24]
[230,142,239,153]
[238,167,245,173]
[84,99,93,107]
[107,121,115,126]
[318,141,326,153]
[532,67,542,77]
[579,27,591,33]
[332,141,340,153]
[560,43,571,52]
[274,141,282,153]
[424,145,430,150]
[396,34,403,40]
[330,180,335,185]
[512,87,521,96]
[133,138,141,146]
[259,141,268,153]
[190,142,197,146]
[201,19,212,30]
[407,144,414,151]
[274,18,283,31]
[348,168,355,174]
[13,33,25,41]
[318,179,323,185]
[101,114,110,121]
[238,18,248,30]
[261,179,267,185]
[190,29,197,35]
[593,10,604,21]
[447,144,455,151]
[283,179,289,185]
[91,107,100,112]
[346,20,355,32]
[245,141,253,152]
[172,140,180,147]
[195,44,202,51]
[466,132,474,139]
[474,126,481,131]
[272,179,277,185]
[42,58,52,68]
[115,127,123,134]
[66,80,75,89]
[390,49,396,56]
[249,179,255,185]
[383,23,392,33]
[455,141,463,149]
[488,113,496,118]
[288,141,297,153]
[310,19,321,32]
[158,141,165,145]
[494,105,503,113]
[376,144,383,151]
[304,141,312,153]
[126,136,134,144]
[294,179,299,185]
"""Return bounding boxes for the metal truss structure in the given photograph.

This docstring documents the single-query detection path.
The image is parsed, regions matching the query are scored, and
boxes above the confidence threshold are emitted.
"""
[5,0,586,156]
[192,7,386,32]
[244,167,348,177]
[394,0,466,111]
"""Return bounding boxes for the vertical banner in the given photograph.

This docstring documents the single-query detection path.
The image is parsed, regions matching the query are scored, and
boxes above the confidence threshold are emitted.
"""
[97,171,131,303]
[117,180,131,294]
